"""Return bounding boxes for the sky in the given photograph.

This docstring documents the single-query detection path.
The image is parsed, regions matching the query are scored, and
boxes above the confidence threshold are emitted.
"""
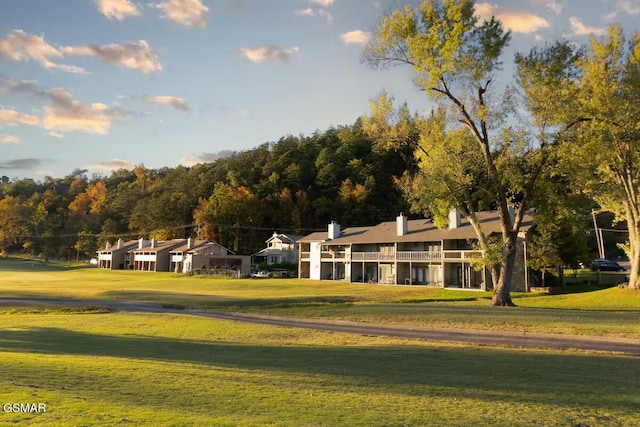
[1,0,640,181]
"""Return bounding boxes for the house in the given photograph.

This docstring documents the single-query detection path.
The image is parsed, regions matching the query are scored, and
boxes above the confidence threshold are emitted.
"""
[96,238,139,270]
[251,232,303,266]
[298,210,535,292]
[169,238,250,276]
[130,238,185,272]
[96,237,250,275]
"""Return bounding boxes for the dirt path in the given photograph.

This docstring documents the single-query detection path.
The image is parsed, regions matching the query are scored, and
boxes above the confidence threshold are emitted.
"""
[2,297,640,355]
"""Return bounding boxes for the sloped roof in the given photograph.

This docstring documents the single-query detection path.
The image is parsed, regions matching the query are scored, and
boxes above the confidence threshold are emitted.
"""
[299,211,535,245]
[266,233,304,244]
[98,239,139,253]
[169,239,216,253]
[131,239,185,253]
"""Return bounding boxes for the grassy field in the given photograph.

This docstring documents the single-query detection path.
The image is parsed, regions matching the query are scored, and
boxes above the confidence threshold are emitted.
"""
[2,257,640,338]
[1,312,639,426]
[2,257,640,425]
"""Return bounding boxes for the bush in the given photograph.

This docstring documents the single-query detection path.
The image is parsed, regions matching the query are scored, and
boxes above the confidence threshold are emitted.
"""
[258,260,296,272]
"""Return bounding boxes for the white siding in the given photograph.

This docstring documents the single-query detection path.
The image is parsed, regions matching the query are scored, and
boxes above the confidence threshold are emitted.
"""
[309,242,322,280]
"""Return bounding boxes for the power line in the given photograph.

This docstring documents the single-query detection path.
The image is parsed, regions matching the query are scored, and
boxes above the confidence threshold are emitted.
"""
[8,222,325,240]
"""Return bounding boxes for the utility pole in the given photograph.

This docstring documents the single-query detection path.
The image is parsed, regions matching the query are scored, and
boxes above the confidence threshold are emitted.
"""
[592,209,605,259]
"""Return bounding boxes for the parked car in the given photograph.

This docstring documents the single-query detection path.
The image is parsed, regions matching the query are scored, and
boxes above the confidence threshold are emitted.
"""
[250,270,269,278]
[590,258,626,272]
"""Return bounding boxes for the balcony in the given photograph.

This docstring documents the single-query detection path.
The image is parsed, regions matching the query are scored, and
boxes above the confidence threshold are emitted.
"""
[396,251,442,261]
[442,250,483,260]
[321,251,346,260]
[299,251,310,261]
[351,252,393,261]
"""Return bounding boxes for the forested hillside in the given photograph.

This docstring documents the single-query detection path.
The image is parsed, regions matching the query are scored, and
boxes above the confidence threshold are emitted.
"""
[0,121,414,258]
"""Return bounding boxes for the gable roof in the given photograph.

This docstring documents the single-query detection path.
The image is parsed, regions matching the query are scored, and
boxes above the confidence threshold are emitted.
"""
[299,210,535,245]
[131,239,185,253]
[169,240,233,255]
[266,233,304,244]
[98,239,139,253]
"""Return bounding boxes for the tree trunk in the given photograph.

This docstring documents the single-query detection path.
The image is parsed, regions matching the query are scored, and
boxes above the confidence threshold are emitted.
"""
[622,208,640,289]
[491,232,518,306]
[628,229,640,289]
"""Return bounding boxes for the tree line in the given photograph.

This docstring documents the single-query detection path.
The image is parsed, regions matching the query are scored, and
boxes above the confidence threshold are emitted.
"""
[0,122,414,259]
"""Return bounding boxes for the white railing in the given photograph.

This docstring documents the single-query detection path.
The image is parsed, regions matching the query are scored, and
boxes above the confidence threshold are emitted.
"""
[321,251,346,259]
[396,251,442,261]
[442,250,483,260]
[351,252,396,261]
[299,251,310,260]
[311,250,483,262]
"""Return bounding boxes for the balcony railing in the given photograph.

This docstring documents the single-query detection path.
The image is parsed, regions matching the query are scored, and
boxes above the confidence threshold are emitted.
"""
[442,250,483,260]
[321,251,346,259]
[351,252,393,261]
[305,249,484,263]
[396,251,442,261]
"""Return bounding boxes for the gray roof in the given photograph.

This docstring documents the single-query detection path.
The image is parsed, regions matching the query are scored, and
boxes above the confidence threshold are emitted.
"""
[97,239,139,253]
[131,239,185,253]
[299,210,535,245]
[169,239,218,254]
[266,233,304,244]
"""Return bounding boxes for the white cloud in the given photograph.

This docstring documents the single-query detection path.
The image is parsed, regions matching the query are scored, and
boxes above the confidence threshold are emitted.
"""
[295,7,332,23]
[154,0,209,29]
[63,40,162,74]
[616,0,640,14]
[48,131,64,138]
[94,0,141,20]
[567,16,606,36]
[0,108,40,126]
[41,88,126,135]
[0,158,43,170]
[605,0,640,20]
[145,95,190,112]
[181,150,235,166]
[0,134,20,144]
[310,0,334,6]
[239,46,300,63]
[1,79,127,135]
[295,8,315,16]
[535,0,563,14]
[475,3,549,34]
[341,30,370,45]
[0,30,87,74]
[86,158,132,171]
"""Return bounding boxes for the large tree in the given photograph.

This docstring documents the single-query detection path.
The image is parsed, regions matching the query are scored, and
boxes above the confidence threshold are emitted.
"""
[561,26,640,289]
[363,0,582,305]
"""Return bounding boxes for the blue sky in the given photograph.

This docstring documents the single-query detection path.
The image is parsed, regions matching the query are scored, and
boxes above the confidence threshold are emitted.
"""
[1,0,639,180]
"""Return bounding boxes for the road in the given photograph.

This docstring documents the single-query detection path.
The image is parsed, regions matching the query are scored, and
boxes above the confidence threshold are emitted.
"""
[2,297,640,355]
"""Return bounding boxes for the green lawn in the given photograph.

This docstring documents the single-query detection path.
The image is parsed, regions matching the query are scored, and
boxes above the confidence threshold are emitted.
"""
[2,258,640,425]
[2,257,640,338]
[1,312,639,426]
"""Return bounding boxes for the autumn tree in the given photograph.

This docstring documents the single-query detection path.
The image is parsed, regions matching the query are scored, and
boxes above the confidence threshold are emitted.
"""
[363,0,582,305]
[560,25,640,289]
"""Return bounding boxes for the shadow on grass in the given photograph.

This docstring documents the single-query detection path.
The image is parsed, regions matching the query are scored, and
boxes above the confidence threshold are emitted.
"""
[398,295,490,303]
[517,284,619,297]
[100,289,357,309]
[0,326,639,411]
[0,257,93,272]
